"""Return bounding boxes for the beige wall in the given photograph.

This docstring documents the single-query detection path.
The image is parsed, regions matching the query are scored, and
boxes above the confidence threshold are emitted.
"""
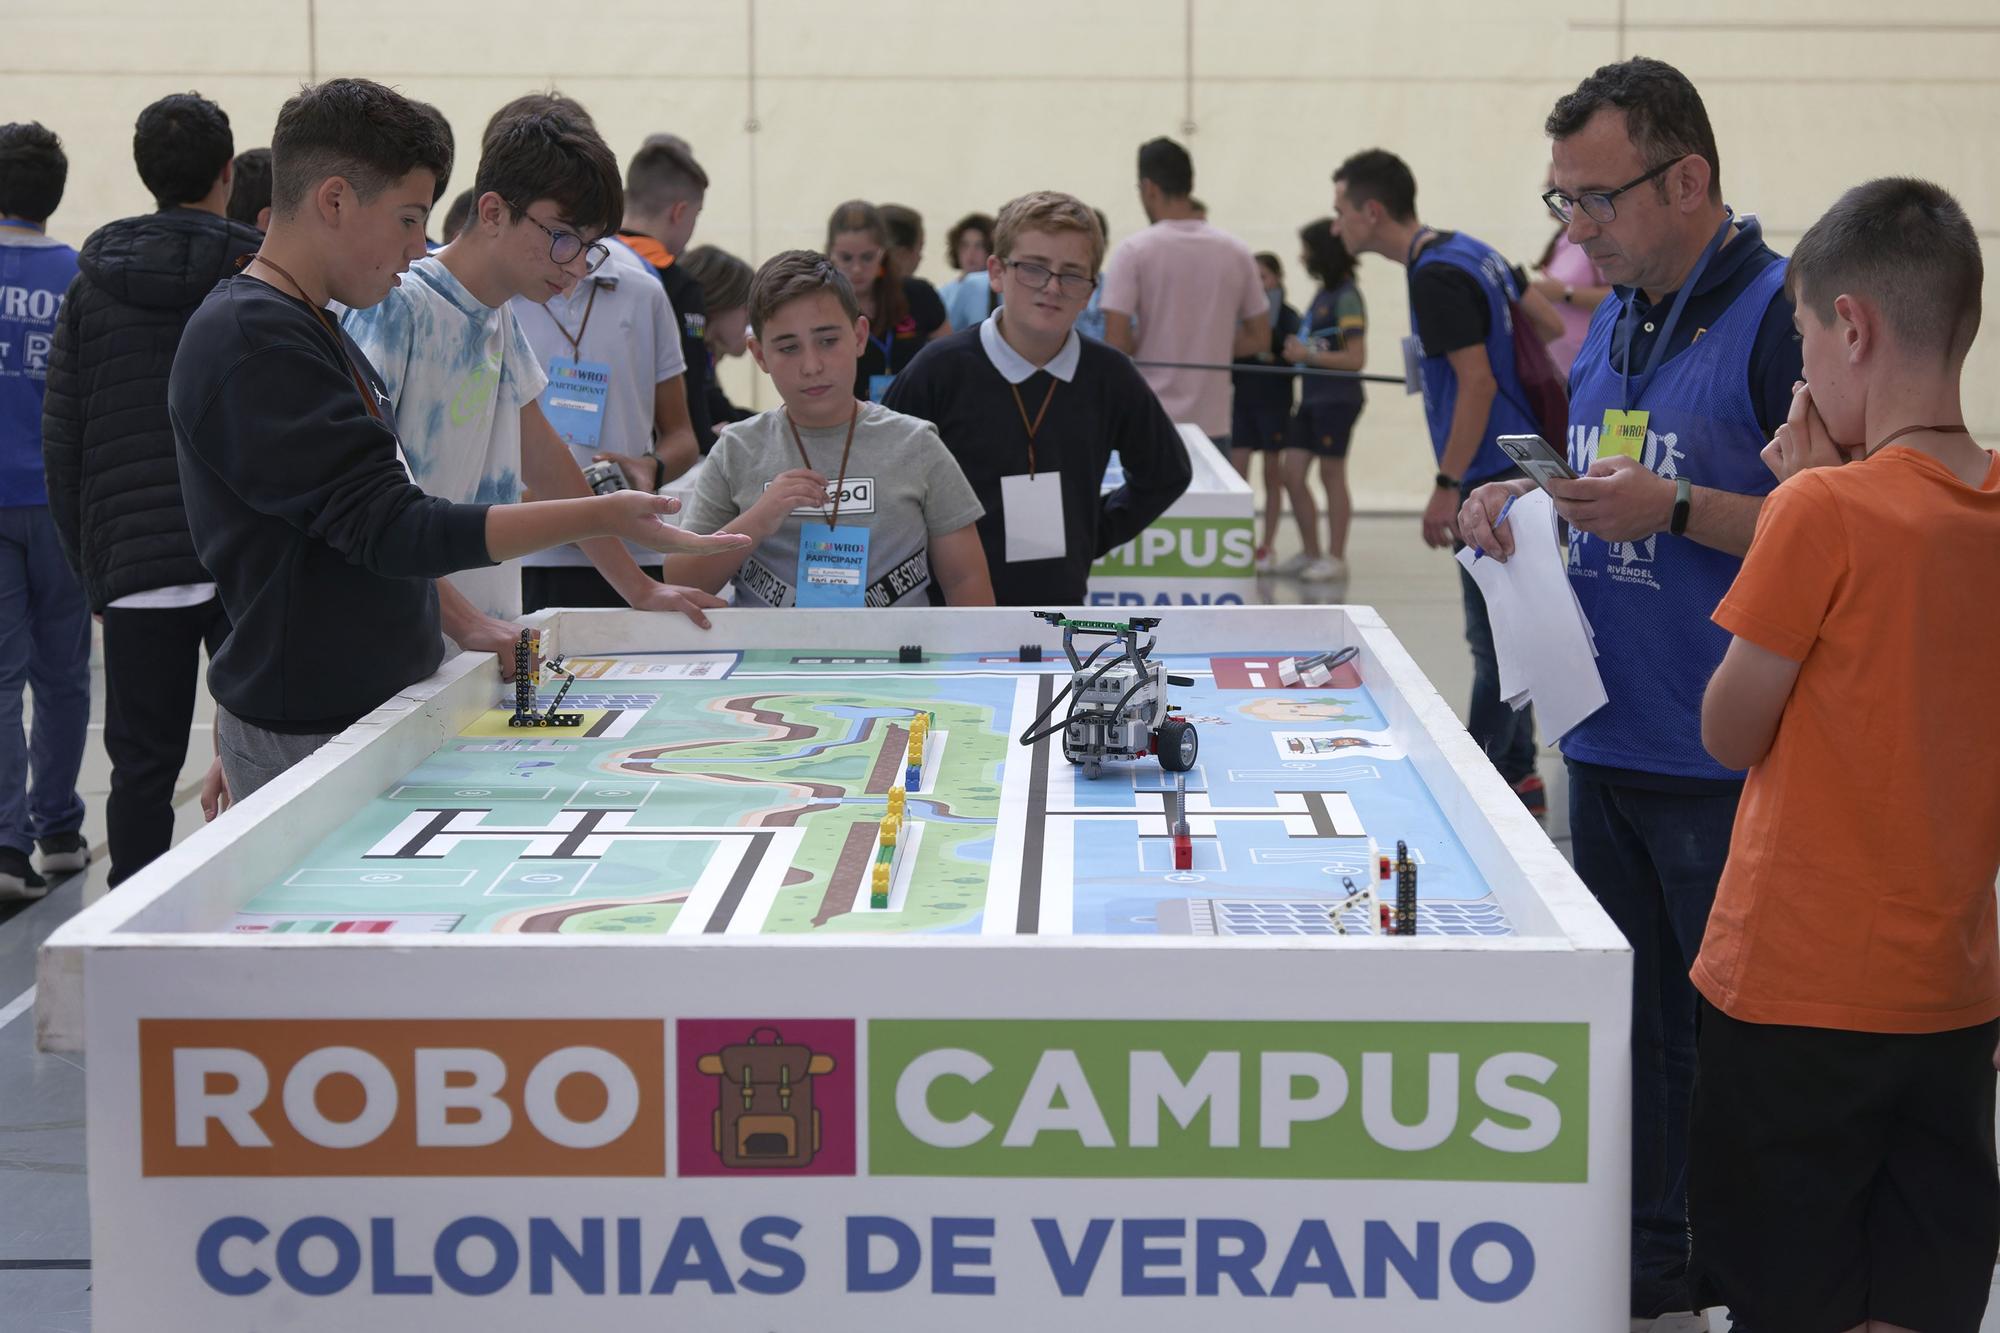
[9,0,1999,508]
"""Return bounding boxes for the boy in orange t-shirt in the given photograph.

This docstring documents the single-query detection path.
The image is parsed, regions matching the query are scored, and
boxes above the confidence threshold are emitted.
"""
[1689,178,2000,1333]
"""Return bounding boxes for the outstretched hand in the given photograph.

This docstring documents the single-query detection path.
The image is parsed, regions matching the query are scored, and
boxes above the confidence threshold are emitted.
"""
[604,490,755,558]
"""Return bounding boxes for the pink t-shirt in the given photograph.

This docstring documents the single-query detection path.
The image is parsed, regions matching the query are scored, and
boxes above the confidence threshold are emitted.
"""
[1541,233,1606,378]
[1100,219,1267,437]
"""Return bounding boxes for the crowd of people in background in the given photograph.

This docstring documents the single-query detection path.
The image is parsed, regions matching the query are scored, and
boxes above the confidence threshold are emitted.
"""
[2,52,1999,1333]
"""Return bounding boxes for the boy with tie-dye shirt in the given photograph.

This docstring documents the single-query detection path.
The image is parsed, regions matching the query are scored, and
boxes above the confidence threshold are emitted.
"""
[343,102,722,652]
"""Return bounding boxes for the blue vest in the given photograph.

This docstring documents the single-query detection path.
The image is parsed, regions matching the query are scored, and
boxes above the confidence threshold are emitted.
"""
[1408,232,1540,483]
[1562,258,1787,778]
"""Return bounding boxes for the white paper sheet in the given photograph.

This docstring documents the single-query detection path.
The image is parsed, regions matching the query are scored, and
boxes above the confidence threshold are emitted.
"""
[1455,489,1608,742]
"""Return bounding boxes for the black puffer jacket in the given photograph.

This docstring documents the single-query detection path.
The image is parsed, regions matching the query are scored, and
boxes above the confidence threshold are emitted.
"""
[41,209,262,609]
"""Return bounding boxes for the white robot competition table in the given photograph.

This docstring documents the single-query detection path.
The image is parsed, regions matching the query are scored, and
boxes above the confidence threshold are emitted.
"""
[1087,424,1258,606]
[39,605,1630,1331]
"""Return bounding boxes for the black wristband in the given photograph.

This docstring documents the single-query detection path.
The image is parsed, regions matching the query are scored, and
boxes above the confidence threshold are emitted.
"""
[651,453,666,491]
[1434,470,1461,491]
[1669,476,1693,536]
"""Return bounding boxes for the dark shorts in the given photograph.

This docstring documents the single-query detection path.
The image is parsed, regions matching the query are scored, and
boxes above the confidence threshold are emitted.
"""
[1229,397,1290,452]
[1288,398,1364,458]
[1689,1000,2000,1333]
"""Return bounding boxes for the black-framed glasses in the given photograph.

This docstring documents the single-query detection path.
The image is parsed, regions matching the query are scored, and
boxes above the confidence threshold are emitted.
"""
[516,204,611,274]
[1542,156,1686,225]
[1005,259,1096,300]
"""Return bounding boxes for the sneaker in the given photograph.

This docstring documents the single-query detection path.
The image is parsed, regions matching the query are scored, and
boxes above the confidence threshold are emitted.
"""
[1256,548,1313,577]
[36,831,89,876]
[1300,555,1349,582]
[0,847,49,901]
[1512,774,1549,822]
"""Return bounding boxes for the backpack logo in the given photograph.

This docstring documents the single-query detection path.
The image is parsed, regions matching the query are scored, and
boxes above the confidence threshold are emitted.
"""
[677,1019,856,1176]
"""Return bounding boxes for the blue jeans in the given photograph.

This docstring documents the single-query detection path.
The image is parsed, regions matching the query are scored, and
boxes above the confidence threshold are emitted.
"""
[1567,761,1742,1318]
[0,506,91,855]
[1457,562,1539,785]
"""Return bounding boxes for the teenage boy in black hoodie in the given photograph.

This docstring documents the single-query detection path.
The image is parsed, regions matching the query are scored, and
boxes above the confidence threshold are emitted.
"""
[42,91,262,885]
[169,79,748,801]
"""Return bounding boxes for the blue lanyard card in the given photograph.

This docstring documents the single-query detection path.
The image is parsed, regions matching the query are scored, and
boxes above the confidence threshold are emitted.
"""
[542,357,613,450]
[795,521,871,608]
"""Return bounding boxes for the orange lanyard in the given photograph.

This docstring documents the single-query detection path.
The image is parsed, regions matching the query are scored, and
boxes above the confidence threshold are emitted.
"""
[541,279,602,358]
[249,255,384,422]
[784,403,859,529]
[1010,379,1057,478]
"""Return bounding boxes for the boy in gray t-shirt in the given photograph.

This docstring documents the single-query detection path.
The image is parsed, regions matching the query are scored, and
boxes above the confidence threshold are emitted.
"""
[664,251,992,607]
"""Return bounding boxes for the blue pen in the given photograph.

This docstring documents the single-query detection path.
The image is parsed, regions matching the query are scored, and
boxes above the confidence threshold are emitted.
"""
[1471,494,1518,561]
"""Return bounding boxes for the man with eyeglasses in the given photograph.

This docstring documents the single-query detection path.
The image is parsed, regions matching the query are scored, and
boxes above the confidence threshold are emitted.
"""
[884,191,1190,606]
[343,104,725,651]
[1458,56,1802,1333]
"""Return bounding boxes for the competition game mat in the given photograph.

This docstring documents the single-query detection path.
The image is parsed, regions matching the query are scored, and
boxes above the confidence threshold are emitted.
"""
[230,647,1508,939]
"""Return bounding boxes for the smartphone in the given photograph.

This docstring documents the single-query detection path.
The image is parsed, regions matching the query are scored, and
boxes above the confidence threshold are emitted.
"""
[1497,434,1579,493]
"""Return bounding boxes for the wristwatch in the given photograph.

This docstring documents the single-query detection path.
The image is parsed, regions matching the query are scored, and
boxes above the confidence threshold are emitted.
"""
[1434,471,1461,491]
[1668,476,1693,535]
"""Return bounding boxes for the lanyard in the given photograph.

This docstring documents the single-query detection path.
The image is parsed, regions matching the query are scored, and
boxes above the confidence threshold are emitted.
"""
[1618,211,1733,409]
[249,255,384,423]
[869,329,896,367]
[785,403,860,529]
[1010,379,1057,478]
[1867,423,1970,459]
[541,279,602,358]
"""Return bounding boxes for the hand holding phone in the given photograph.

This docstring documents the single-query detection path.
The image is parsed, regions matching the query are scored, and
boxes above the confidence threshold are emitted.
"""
[1497,434,1579,494]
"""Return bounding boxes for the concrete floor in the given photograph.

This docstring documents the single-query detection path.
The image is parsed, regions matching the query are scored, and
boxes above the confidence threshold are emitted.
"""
[0,503,1990,1330]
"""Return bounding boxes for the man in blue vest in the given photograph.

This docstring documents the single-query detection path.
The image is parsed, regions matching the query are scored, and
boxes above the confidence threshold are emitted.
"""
[1459,57,1803,1331]
[1331,148,1555,817]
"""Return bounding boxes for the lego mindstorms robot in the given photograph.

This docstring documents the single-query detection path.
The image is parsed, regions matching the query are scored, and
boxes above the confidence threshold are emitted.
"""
[1017,612,1198,780]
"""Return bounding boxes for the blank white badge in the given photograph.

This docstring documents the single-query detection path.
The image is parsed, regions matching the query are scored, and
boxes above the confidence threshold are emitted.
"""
[1001,471,1067,562]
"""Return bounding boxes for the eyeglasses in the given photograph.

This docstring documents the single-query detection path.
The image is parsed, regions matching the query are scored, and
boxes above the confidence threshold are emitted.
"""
[1004,260,1096,300]
[1541,156,1686,225]
[516,204,611,274]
